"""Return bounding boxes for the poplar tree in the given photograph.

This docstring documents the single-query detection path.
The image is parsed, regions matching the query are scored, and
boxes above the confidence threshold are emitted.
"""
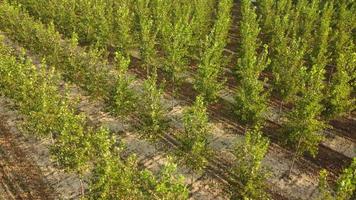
[157,1,193,101]
[0,41,64,140]
[335,158,356,200]
[194,0,233,104]
[283,5,331,176]
[325,0,355,118]
[270,1,305,108]
[179,95,211,172]
[136,0,157,73]
[112,0,135,54]
[139,157,189,199]
[317,170,334,200]
[191,0,215,55]
[289,0,320,60]
[51,112,92,196]
[141,69,166,139]
[231,126,270,200]
[234,0,270,126]
[23,62,64,139]
[111,52,136,117]
[87,146,143,199]
[317,158,356,200]
[257,0,275,38]
[284,2,333,176]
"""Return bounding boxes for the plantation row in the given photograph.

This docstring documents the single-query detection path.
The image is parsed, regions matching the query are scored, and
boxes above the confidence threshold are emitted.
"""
[0,37,193,199]
[7,0,354,155]
[0,0,355,199]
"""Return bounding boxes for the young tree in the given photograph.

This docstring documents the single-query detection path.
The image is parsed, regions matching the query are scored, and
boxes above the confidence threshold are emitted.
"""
[317,170,334,200]
[156,0,193,103]
[136,0,157,74]
[317,158,356,200]
[51,111,92,196]
[271,1,305,109]
[293,0,320,59]
[311,2,333,73]
[324,0,355,118]
[0,2,110,98]
[179,95,211,172]
[0,41,64,140]
[194,0,233,103]
[284,2,333,176]
[335,158,356,200]
[111,51,136,117]
[111,0,135,54]
[86,136,144,200]
[231,126,270,200]
[234,0,270,126]
[22,62,65,139]
[190,0,215,55]
[141,69,166,139]
[284,66,326,176]
[256,0,275,38]
[87,153,142,199]
[139,157,189,199]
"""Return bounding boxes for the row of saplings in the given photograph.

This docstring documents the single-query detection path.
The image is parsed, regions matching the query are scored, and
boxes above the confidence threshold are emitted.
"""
[0,0,355,199]
[6,0,355,180]
[0,35,355,200]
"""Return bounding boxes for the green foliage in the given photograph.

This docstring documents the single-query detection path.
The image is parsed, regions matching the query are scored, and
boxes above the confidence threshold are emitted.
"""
[257,0,275,36]
[111,52,137,116]
[179,95,211,172]
[231,126,270,200]
[312,2,333,69]
[194,0,232,103]
[136,0,157,72]
[50,112,91,176]
[284,66,326,158]
[21,62,65,138]
[88,151,188,200]
[141,69,166,139]
[0,2,110,97]
[87,149,143,199]
[335,158,356,200]
[284,1,332,160]
[234,0,270,126]
[317,170,334,200]
[0,37,92,184]
[325,0,355,118]
[139,157,189,199]
[0,40,65,139]
[317,158,356,200]
[295,0,320,58]
[190,0,215,54]
[111,0,135,53]
[156,0,193,93]
[11,0,112,47]
[270,2,305,103]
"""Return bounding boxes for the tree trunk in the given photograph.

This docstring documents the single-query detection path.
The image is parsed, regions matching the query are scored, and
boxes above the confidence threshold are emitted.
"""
[279,100,283,123]
[288,137,303,178]
[80,178,85,197]
[328,66,335,84]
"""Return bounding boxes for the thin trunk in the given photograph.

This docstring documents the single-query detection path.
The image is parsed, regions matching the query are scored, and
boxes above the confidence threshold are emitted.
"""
[288,137,303,177]
[50,132,59,167]
[80,178,85,197]
[146,64,150,78]
[328,66,335,85]
[172,75,175,110]
[190,171,194,188]
[50,132,54,145]
[279,100,283,123]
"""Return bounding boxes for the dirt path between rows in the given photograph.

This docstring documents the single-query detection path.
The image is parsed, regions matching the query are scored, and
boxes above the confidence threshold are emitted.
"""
[0,115,57,200]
